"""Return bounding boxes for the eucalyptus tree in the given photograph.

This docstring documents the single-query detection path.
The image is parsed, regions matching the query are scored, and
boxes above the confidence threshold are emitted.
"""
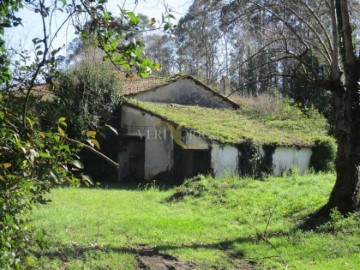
[175,0,224,84]
[221,0,360,214]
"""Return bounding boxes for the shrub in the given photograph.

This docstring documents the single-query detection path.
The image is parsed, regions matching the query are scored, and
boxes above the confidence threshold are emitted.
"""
[44,61,122,138]
[310,137,337,172]
[237,140,275,179]
[0,95,83,269]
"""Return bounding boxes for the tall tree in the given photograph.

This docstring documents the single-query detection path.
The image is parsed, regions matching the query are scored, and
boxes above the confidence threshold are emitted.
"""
[221,0,360,214]
[175,0,223,84]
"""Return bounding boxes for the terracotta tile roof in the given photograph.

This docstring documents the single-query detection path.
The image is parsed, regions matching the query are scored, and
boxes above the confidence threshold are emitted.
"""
[118,73,183,96]
[11,73,238,107]
[11,84,54,100]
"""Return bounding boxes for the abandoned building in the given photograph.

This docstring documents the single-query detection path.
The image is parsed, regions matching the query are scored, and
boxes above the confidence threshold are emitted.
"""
[117,75,332,183]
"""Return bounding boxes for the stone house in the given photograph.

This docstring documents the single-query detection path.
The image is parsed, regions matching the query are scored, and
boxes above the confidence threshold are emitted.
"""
[117,75,329,183]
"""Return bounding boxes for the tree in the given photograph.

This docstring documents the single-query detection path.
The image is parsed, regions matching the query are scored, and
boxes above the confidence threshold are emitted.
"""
[0,0,162,267]
[175,0,223,84]
[220,0,360,214]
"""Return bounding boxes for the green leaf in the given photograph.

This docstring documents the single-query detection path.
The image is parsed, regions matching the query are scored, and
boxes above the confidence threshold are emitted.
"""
[105,124,118,135]
[82,174,93,185]
[150,18,156,25]
[49,171,60,183]
[58,126,65,137]
[71,160,84,169]
[26,117,33,129]
[139,71,149,78]
[166,14,176,20]
[86,131,96,138]
[90,139,100,150]
[126,11,140,24]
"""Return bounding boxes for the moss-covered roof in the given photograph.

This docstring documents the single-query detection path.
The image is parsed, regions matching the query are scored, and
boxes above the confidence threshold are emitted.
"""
[125,99,333,147]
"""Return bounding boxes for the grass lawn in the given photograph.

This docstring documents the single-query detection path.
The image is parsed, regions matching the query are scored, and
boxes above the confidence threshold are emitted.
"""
[32,173,360,269]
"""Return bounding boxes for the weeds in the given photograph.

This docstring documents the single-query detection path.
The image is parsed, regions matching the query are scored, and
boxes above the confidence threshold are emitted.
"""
[31,173,360,269]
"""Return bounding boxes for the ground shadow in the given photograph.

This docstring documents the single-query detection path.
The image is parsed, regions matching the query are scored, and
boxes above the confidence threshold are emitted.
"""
[297,206,332,231]
[78,181,176,192]
[37,236,252,262]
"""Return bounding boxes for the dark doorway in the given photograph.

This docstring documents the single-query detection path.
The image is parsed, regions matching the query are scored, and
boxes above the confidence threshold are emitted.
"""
[173,143,211,184]
[118,136,145,182]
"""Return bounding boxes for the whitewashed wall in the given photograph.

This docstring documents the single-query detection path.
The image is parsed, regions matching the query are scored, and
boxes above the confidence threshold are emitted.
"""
[272,147,312,176]
[144,114,174,180]
[210,143,312,178]
[184,132,209,150]
[120,105,174,180]
[120,105,314,180]
[211,143,239,177]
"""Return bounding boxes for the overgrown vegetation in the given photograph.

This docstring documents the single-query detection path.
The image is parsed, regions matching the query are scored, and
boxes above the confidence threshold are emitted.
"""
[0,0,162,267]
[127,98,333,146]
[42,61,122,138]
[236,141,276,179]
[32,173,360,269]
[0,95,83,269]
[310,138,337,172]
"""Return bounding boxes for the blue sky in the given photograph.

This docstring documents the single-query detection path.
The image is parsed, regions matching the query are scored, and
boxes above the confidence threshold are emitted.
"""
[5,0,192,57]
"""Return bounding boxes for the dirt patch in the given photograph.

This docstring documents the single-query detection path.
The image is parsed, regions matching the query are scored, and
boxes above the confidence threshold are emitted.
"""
[136,245,195,270]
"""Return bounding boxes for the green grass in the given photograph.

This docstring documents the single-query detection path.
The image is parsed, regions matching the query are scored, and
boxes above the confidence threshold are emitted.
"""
[126,99,331,146]
[32,173,360,269]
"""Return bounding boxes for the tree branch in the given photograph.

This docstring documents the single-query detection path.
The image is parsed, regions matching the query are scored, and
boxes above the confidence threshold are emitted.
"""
[65,136,119,169]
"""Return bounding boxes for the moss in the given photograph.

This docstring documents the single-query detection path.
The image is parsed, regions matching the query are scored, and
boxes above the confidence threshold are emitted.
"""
[126,99,331,146]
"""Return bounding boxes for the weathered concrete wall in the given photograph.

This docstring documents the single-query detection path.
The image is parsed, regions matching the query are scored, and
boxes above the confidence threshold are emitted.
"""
[120,106,313,181]
[144,114,174,180]
[119,105,174,180]
[133,78,236,109]
[210,143,312,178]
[120,105,146,136]
[211,143,239,177]
[184,132,209,150]
[272,147,312,176]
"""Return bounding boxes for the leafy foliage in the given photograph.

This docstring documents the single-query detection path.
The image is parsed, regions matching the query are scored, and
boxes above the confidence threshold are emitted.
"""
[0,95,82,269]
[310,138,337,172]
[237,141,276,179]
[43,61,122,138]
[0,0,161,267]
[0,0,21,84]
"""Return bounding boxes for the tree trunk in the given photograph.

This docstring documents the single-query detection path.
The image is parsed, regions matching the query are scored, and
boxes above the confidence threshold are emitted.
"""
[322,0,360,215]
[326,86,360,214]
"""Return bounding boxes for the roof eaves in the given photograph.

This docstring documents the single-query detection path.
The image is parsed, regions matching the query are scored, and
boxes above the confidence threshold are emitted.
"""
[122,100,223,145]
[121,100,315,148]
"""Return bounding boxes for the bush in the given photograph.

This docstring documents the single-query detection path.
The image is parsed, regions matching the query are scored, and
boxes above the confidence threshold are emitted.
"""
[44,61,122,138]
[237,140,275,179]
[0,95,82,269]
[310,137,337,172]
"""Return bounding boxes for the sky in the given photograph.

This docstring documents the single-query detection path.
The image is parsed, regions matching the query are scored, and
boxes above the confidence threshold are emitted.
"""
[5,0,192,57]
